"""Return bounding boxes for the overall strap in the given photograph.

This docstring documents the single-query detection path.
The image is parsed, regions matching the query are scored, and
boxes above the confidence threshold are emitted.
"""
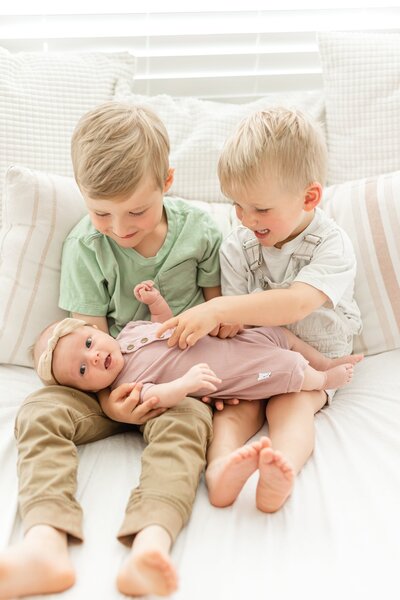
[291,221,334,263]
[242,219,334,270]
[242,236,262,272]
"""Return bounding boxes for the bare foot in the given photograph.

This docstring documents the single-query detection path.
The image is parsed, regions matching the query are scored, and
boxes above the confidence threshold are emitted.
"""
[319,353,363,370]
[256,447,295,513]
[324,363,354,389]
[0,525,75,599]
[206,437,271,507]
[117,549,177,597]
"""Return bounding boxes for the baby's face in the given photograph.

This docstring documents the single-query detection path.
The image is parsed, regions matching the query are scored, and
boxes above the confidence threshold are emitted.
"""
[52,326,124,392]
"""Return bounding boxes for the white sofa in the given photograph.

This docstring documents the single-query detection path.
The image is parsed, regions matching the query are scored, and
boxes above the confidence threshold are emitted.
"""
[1,32,400,600]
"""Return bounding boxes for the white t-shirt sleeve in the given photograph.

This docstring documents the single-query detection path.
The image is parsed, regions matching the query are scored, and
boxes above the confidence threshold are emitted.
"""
[293,227,357,308]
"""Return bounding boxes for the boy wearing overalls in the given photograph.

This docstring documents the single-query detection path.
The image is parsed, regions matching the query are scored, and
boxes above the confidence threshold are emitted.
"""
[157,107,362,512]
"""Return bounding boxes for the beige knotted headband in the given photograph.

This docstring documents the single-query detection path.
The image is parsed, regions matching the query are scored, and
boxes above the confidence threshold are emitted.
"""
[37,318,88,385]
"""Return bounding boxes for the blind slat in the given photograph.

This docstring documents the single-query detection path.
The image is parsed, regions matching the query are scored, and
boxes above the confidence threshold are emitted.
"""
[0,9,397,100]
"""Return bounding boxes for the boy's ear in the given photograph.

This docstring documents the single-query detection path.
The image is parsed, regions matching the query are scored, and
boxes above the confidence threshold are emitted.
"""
[163,168,175,193]
[303,182,322,212]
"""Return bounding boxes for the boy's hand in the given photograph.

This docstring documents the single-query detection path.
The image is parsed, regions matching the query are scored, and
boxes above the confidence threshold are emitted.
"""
[201,396,240,411]
[181,363,221,395]
[156,303,221,349]
[210,322,243,339]
[106,382,166,425]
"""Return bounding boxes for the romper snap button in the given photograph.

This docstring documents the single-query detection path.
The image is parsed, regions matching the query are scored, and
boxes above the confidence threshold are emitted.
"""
[140,337,149,343]
[127,344,135,350]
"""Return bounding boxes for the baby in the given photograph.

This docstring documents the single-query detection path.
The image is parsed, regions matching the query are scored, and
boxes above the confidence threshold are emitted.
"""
[34,282,361,417]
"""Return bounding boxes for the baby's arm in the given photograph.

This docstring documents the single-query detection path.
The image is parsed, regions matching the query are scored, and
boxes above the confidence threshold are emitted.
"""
[134,280,173,323]
[141,363,221,409]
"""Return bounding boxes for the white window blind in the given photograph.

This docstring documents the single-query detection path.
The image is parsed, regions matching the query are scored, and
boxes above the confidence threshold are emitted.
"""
[0,7,398,101]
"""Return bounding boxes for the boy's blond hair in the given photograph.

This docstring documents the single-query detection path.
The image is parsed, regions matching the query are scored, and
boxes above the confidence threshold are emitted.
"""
[218,107,327,197]
[71,101,170,199]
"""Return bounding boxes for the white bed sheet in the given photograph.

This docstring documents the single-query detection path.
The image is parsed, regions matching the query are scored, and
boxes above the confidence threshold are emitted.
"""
[1,351,399,600]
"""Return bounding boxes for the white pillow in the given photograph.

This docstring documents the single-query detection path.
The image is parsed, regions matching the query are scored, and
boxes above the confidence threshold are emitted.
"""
[115,85,325,204]
[0,166,86,367]
[0,166,233,368]
[323,170,400,356]
[0,48,136,226]
[318,32,400,185]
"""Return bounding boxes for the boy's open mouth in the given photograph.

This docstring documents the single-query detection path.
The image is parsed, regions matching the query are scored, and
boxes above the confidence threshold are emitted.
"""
[104,354,111,369]
[255,228,270,237]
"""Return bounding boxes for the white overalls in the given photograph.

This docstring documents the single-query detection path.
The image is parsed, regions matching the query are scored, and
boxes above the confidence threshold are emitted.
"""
[222,211,362,359]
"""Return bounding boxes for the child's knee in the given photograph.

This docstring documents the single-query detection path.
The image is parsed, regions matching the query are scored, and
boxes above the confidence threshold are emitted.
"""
[143,397,213,447]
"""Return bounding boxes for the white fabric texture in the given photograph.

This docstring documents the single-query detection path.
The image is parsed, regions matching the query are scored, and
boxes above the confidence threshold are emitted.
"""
[323,170,400,356]
[0,48,136,226]
[0,167,87,367]
[114,84,325,204]
[0,166,233,368]
[318,32,400,184]
[1,351,399,600]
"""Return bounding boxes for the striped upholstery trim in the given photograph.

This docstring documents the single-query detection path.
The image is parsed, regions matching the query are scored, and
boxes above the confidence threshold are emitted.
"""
[8,174,58,364]
[323,171,400,355]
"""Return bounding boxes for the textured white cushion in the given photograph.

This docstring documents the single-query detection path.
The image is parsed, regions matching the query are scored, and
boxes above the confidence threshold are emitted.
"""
[115,85,325,203]
[323,170,400,356]
[0,48,136,225]
[0,166,233,368]
[318,32,400,184]
[0,166,87,367]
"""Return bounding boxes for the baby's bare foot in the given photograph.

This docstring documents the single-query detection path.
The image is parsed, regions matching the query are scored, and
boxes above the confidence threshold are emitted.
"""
[117,549,177,597]
[256,447,295,513]
[324,363,354,389]
[206,437,271,507]
[0,526,75,599]
[322,354,364,371]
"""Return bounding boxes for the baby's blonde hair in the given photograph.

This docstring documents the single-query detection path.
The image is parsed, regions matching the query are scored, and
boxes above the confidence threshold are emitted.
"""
[71,101,170,199]
[218,107,327,197]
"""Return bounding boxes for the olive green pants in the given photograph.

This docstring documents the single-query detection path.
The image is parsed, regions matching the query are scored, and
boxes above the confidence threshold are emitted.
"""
[15,385,213,545]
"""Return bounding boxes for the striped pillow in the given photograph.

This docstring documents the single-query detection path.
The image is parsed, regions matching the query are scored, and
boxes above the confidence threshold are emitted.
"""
[0,166,86,367]
[323,171,400,356]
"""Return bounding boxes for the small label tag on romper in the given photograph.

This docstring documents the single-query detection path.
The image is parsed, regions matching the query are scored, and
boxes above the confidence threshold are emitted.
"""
[258,371,271,381]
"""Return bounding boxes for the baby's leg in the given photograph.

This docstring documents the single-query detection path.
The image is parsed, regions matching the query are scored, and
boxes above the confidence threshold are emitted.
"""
[0,525,74,599]
[256,389,326,513]
[301,363,354,390]
[206,400,267,507]
[282,328,363,371]
[117,525,177,597]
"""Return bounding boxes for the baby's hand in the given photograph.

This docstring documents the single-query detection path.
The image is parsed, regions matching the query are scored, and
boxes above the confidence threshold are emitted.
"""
[181,363,221,395]
[134,280,161,305]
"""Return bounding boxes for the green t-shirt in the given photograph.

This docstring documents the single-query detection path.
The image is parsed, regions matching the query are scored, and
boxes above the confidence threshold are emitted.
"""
[59,197,222,337]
